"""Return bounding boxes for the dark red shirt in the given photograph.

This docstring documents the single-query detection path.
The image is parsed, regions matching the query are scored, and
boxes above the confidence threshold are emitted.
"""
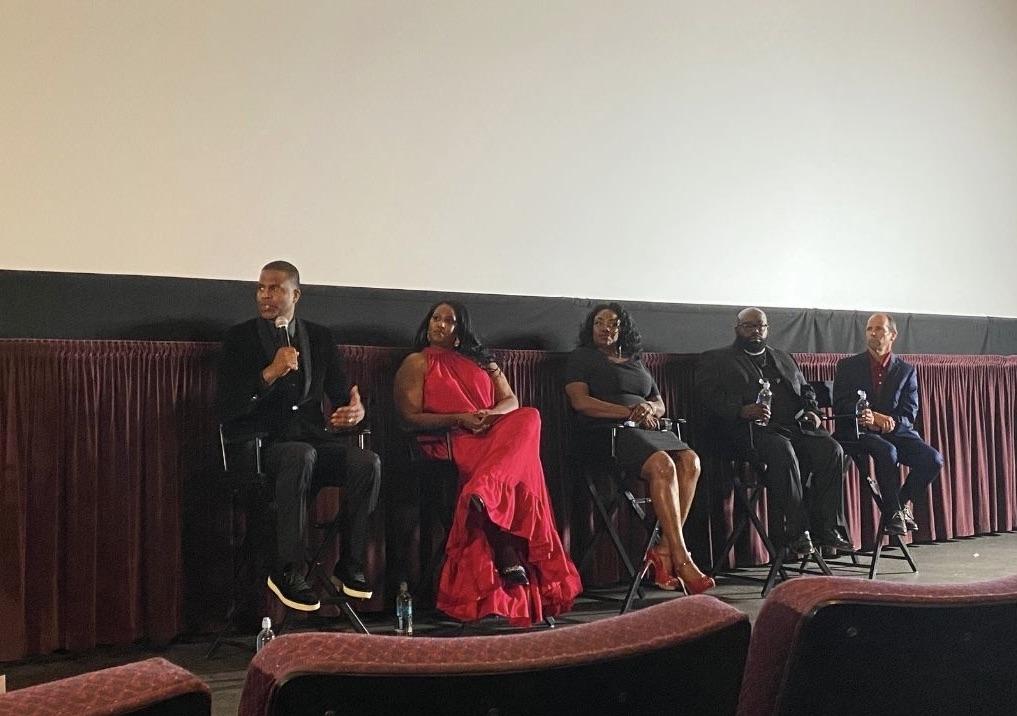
[869,351,892,395]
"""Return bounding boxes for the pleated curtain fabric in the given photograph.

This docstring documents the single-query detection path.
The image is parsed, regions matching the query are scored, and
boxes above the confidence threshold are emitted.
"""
[1,339,1015,659]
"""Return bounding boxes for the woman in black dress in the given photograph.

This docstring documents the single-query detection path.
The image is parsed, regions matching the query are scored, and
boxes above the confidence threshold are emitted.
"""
[564,302,713,594]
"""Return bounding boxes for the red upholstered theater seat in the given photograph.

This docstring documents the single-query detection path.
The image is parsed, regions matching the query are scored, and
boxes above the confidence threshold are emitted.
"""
[239,595,750,716]
[0,657,211,715]
[738,573,1017,716]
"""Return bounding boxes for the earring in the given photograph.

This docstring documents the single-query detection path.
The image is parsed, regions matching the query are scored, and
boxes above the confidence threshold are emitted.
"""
[454,338,461,347]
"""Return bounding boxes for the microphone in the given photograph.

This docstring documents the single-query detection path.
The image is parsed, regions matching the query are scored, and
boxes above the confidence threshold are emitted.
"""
[274,316,291,347]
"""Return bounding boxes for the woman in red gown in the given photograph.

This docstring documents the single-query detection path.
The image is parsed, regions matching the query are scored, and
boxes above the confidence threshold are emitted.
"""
[394,300,582,625]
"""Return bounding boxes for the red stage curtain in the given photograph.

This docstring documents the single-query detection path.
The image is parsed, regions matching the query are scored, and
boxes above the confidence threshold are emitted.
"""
[1,340,1014,660]
[797,353,1017,543]
[0,340,217,661]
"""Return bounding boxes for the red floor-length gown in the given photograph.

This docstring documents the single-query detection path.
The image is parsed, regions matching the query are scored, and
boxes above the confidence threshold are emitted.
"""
[419,347,582,625]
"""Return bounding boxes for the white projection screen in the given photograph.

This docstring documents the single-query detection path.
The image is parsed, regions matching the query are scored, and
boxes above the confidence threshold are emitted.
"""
[3,1,1017,318]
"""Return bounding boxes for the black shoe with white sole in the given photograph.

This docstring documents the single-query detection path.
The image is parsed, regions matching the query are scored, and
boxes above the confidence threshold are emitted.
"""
[268,569,321,611]
[331,563,373,600]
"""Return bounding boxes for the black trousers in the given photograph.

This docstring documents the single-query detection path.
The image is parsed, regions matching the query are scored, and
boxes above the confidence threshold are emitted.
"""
[856,432,943,513]
[750,425,848,543]
[262,437,381,574]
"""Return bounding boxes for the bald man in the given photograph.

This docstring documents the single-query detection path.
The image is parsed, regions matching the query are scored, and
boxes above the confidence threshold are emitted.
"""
[833,313,943,535]
[696,308,851,559]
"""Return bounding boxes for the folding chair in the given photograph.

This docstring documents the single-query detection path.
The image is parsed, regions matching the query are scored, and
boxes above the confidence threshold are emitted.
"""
[572,419,687,614]
[405,429,459,608]
[208,425,369,658]
[206,425,269,658]
[707,422,832,597]
[814,380,919,580]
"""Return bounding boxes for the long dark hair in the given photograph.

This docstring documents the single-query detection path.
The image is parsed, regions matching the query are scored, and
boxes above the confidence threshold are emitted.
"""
[413,300,496,367]
[578,302,644,358]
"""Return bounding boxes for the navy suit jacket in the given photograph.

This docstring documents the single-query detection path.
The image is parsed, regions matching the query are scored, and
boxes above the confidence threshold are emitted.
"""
[832,351,921,440]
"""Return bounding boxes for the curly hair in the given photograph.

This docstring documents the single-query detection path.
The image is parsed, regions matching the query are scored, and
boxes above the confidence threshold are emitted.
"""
[413,300,496,367]
[577,302,644,358]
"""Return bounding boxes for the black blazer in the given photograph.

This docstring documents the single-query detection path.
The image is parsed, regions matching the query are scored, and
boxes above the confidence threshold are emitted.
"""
[694,343,825,448]
[217,317,351,442]
[833,351,921,440]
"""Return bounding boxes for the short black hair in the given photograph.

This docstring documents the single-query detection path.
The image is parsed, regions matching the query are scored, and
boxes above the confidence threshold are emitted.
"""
[261,260,300,287]
[578,302,644,358]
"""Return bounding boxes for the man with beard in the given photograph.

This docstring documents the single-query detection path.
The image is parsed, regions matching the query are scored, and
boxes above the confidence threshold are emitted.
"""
[695,307,851,558]
[833,313,943,535]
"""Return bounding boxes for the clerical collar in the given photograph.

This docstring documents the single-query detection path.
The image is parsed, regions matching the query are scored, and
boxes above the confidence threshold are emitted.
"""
[742,347,766,357]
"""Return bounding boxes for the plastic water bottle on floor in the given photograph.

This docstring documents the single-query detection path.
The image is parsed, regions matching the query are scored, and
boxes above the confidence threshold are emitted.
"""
[755,379,772,426]
[255,617,275,652]
[395,581,413,635]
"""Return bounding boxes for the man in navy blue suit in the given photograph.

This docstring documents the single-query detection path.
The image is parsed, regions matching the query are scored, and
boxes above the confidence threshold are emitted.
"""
[833,313,943,535]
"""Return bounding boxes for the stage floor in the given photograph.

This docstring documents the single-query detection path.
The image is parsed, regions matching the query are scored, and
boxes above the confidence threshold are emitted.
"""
[4,531,1015,716]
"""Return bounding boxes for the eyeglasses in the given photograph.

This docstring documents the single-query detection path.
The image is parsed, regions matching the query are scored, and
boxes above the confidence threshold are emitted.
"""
[593,319,621,330]
[737,322,768,330]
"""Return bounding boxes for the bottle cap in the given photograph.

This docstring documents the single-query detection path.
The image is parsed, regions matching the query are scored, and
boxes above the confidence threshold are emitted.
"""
[261,617,271,629]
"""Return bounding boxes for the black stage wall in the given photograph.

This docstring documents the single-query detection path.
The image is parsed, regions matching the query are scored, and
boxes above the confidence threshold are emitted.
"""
[4,269,1016,355]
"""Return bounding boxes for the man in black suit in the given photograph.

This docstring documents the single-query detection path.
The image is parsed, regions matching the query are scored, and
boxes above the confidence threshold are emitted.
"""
[695,307,851,558]
[833,313,943,534]
[218,260,381,610]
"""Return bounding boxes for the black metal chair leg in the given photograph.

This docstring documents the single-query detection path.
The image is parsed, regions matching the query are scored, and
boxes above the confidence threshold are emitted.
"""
[587,478,640,581]
[762,546,787,596]
[896,535,918,572]
[710,484,759,577]
[620,520,660,614]
[303,506,371,635]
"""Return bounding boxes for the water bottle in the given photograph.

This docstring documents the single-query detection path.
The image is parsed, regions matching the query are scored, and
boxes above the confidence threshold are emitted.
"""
[395,581,413,635]
[755,379,772,426]
[855,389,870,416]
[255,617,275,652]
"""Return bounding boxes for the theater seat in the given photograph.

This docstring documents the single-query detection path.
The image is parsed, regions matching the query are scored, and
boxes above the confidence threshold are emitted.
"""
[238,595,750,716]
[738,573,1017,716]
[0,657,210,716]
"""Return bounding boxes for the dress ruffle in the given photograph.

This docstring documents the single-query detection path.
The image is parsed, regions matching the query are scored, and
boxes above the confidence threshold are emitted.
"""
[420,349,582,625]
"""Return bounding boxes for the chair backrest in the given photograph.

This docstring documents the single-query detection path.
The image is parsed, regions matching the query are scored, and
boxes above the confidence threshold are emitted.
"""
[239,595,751,716]
[738,573,1017,716]
[808,379,834,410]
[0,658,210,716]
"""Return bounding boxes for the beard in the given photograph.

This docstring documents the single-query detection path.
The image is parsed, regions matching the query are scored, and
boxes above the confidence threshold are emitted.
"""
[736,335,767,353]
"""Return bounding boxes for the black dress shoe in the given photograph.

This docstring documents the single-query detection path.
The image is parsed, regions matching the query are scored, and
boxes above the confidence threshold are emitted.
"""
[885,511,908,535]
[500,564,529,586]
[786,532,815,560]
[902,505,918,531]
[817,528,853,553]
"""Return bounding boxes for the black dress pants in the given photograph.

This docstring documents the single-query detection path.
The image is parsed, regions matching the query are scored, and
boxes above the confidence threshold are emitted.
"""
[750,425,848,543]
[262,437,381,574]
